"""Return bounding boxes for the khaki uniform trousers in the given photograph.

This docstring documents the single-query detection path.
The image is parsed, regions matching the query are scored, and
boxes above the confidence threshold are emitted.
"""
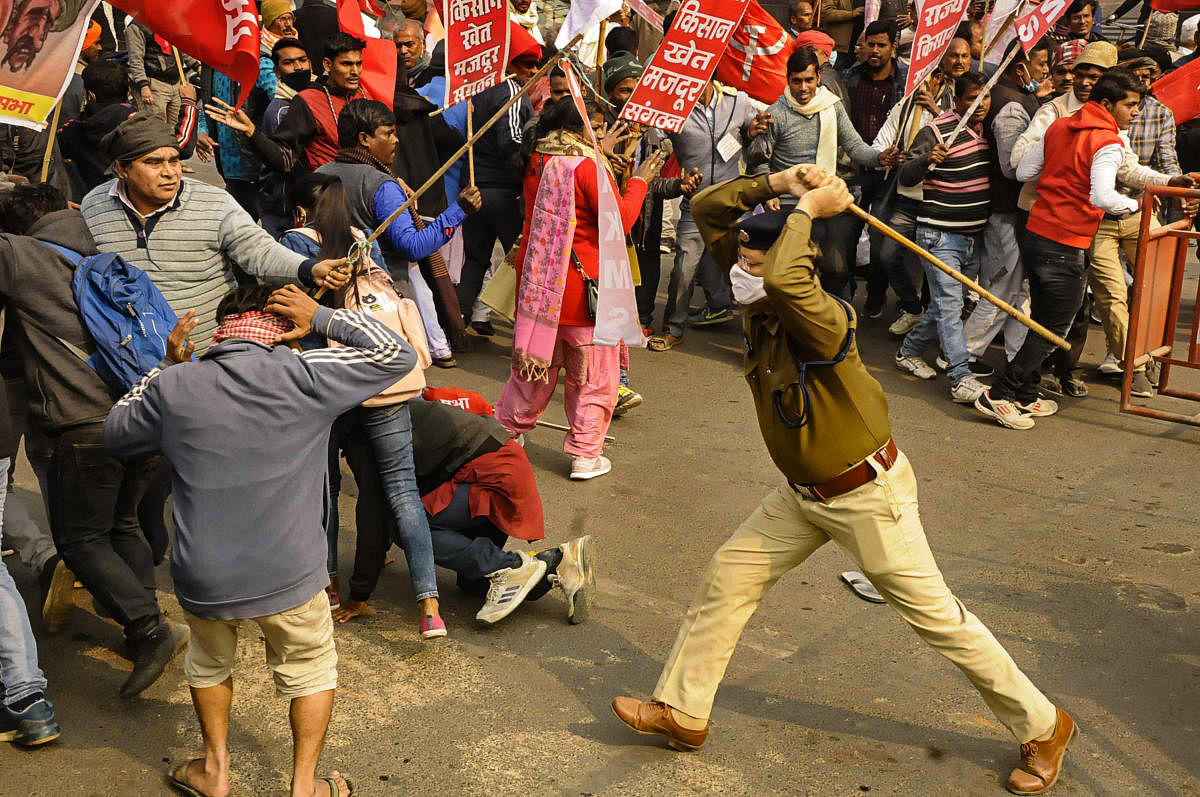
[1088,211,1156,366]
[653,451,1057,743]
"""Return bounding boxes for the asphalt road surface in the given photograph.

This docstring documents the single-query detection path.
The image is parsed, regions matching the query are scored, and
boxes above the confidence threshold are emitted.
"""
[3,230,1198,796]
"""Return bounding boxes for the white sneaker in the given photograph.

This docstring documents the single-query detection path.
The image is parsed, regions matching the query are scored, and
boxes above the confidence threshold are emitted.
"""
[950,375,987,403]
[888,311,923,336]
[475,552,547,624]
[895,353,937,380]
[550,535,595,624]
[1016,396,1058,417]
[570,455,612,481]
[974,390,1035,429]
[1097,352,1122,375]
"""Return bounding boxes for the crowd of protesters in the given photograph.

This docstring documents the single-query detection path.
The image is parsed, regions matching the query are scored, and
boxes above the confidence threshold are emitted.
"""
[0,1,1197,795]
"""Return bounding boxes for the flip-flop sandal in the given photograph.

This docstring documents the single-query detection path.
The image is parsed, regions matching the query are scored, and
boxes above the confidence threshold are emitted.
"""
[840,571,886,604]
[322,775,355,796]
[167,761,210,797]
[647,334,681,352]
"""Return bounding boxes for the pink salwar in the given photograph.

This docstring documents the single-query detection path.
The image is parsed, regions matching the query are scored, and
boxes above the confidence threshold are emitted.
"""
[496,324,619,459]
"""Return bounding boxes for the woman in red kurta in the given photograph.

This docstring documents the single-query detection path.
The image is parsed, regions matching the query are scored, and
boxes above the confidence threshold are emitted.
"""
[495,98,663,481]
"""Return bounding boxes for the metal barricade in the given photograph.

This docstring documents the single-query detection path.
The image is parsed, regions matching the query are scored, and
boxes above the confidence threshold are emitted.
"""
[1120,185,1200,426]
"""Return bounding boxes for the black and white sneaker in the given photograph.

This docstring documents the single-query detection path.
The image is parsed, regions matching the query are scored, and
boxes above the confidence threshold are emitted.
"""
[475,552,547,624]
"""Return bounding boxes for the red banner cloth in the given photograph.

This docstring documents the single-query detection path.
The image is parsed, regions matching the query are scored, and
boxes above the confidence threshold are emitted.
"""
[1150,0,1200,10]
[714,0,793,105]
[337,0,397,107]
[905,0,971,96]
[443,0,511,106]
[108,0,259,106]
[1152,57,1200,123]
[619,0,750,133]
[1014,0,1072,52]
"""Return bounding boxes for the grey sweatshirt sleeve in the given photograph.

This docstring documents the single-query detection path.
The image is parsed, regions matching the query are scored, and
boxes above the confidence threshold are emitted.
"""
[298,306,418,411]
[217,193,315,285]
[103,368,166,457]
[835,103,881,167]
[125,23,149,89]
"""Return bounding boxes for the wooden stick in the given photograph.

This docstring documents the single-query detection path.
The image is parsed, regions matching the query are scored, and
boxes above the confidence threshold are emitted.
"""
[537,419,615,442]
[172,46,186,84]
[847,204,1071,350]
[315,34,585,298]
[40,102,62,183]
[596,20,607,75]
[466,99,475,187]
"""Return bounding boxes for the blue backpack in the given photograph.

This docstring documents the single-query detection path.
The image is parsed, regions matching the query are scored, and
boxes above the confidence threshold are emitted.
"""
[40,242,178,393]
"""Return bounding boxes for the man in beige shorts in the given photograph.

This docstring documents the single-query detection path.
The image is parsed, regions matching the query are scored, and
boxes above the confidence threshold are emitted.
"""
[105,285,418,797]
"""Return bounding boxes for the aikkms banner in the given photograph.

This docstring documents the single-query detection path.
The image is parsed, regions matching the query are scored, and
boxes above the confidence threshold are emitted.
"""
[1014,0,1072,52]
[0,0,98,129]
[443,0,510,107]
[619,0,749,133]
[905,0,971,96]
[109,0,260,106]
[714,0,792,105]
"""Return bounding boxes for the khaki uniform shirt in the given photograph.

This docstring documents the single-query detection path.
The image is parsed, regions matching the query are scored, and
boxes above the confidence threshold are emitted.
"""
[691,176,893,485]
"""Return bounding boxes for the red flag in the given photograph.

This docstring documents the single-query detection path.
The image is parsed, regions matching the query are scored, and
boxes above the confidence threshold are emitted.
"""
[108,0,259,106]
[360,0,387,14]
[1152,58,1200,123]
[714,0,793,105]
[337,0,397,108]
[1150,0,1200,10]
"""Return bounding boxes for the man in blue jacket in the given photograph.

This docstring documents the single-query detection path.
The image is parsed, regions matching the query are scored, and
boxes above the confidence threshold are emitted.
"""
[104,284,416,797]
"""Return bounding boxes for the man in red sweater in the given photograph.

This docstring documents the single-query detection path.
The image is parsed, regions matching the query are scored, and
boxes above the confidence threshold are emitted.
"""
[975,69,1169,430]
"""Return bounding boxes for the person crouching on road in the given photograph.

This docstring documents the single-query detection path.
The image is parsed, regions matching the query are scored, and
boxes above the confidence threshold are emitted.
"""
[104,284,418,797]
[611,165,1077,796]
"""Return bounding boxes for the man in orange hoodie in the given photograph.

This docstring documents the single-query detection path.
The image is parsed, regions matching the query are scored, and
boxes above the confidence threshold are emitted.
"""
[975,68,1191,430]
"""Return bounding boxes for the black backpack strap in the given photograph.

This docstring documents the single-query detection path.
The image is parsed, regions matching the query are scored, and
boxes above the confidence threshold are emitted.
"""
[772,296,855,430]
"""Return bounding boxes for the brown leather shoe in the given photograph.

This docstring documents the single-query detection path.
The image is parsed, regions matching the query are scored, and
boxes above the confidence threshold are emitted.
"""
[611,696,708,751]
[1007,707,1078,794]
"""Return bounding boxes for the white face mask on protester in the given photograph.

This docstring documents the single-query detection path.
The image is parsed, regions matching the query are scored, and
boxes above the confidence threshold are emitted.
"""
[729,263,767,306]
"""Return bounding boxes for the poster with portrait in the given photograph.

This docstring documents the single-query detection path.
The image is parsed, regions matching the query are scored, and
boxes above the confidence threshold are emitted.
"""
[0,0,99,129]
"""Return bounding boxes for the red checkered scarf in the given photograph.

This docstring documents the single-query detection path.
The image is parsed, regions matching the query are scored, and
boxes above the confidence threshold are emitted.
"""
[211,311,294,348]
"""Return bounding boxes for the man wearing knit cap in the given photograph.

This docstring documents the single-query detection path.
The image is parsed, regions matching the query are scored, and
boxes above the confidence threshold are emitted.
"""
[261,0,298,42]
[794,30,847,104]
[1047,39,1086,96]
[612,165,1079,795]
[80,111,350,353]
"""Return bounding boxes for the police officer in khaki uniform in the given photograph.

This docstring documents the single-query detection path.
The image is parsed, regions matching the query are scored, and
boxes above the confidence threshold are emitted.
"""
[611,165,1077,796]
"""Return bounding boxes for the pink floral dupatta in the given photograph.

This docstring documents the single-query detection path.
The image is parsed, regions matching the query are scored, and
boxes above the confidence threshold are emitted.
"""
[511,154,584,382]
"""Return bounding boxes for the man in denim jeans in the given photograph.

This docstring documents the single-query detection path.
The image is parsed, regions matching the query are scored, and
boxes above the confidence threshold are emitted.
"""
[893,73,993,404]
[977,69,1151,429]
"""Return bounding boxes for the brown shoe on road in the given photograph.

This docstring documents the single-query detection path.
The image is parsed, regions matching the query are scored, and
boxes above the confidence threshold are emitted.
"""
[1007,707,1078,795]
[610,697,709,751]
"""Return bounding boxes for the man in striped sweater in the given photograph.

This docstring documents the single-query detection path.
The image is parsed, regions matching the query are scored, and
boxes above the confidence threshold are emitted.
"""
[894,72,993,405]
[80,112,349,353]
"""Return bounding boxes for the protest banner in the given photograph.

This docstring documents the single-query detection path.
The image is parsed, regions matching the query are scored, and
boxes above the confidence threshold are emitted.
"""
[564,61,644,349]
[905,0,971,96]
[444,0,511,106]
[715,0,792,104]
[1151,55,1200,123]
[111,0,260,106]
[619,0,749,134]
[1014,0,1071,51]
[0,0,97,129]
[626,0,665,29]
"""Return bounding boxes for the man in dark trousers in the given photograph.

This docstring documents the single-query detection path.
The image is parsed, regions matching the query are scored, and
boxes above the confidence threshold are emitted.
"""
[610,165,1076,795]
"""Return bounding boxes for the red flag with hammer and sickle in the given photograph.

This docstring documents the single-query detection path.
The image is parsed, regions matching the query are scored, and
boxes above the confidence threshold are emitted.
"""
[108,0,260,106]
[715,0,793,104]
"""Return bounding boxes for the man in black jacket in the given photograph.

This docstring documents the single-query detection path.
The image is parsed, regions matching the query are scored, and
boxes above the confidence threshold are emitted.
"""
[0,183,186,699]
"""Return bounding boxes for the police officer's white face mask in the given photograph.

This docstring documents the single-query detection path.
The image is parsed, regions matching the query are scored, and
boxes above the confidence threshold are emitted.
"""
[730,250,767,306]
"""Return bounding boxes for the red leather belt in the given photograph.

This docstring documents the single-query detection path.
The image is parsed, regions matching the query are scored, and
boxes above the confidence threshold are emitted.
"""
[791,438,898,503]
